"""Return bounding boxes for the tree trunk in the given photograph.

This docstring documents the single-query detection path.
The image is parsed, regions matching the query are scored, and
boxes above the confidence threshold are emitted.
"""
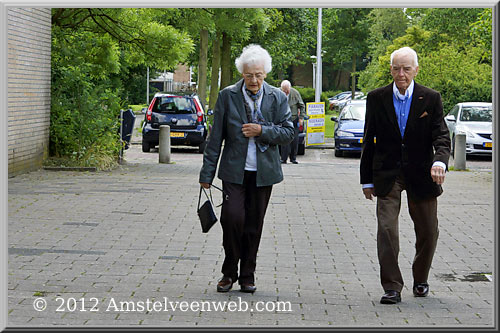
[351,53,356,98]
[197,29,209,109]
[209,31,221,110]
[220,32,232,89]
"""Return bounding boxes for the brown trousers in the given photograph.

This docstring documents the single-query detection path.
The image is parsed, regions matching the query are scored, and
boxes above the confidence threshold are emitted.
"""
[221,171,272,285]
[376,174,439,292]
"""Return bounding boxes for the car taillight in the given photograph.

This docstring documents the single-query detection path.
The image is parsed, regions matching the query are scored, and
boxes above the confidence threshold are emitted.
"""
[194,99,203,123]
[146,97,156,122]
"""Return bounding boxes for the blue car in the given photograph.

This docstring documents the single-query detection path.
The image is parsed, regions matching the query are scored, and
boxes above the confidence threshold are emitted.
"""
[331,100,366,157]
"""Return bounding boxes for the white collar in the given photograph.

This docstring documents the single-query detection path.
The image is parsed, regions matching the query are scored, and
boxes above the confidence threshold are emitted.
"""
[393,80,414,100]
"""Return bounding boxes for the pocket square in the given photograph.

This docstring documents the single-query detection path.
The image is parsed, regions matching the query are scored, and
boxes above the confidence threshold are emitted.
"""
[419,111,429,118]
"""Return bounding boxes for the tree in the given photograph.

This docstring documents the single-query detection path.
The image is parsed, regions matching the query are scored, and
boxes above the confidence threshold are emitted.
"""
[366,8,408,60]
[323,8,372,97]
[252,8,317,83]
[50,8,193,168]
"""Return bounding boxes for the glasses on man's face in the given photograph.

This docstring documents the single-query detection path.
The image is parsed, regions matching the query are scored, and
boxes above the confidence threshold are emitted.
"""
[243,73,264,80]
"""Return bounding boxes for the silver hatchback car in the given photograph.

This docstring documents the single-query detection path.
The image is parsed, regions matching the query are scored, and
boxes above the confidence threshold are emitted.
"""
[444,102,492,156]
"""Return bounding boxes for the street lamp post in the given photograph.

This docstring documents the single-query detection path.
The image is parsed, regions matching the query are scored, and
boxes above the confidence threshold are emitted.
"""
[315,8,322,103]
[311,56,317,90]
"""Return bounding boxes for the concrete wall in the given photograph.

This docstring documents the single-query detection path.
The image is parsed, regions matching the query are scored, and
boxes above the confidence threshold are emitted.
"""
[7,8,51,177]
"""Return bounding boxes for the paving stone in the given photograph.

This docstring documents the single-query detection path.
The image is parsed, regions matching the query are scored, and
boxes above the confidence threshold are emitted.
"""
[7,144,494,328]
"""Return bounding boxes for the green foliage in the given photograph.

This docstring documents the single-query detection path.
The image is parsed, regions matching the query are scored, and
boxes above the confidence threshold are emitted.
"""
[295,87,330,106]
[50,9,193,169]
[417,45,492,112]
[252,8,317,79]
[358,8,492,113]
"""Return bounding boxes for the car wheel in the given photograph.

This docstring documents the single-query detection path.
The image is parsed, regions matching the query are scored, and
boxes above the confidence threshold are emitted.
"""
[334,149,343,157]
[142,141,151,153]
[297,143,305,155]
[198,141,207,154]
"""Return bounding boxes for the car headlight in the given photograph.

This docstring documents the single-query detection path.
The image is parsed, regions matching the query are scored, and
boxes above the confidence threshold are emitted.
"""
[456,129,476,139]
[337,130,354,137]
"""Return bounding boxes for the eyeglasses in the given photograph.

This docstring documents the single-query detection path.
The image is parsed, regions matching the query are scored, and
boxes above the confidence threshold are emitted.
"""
[243,73,265,80]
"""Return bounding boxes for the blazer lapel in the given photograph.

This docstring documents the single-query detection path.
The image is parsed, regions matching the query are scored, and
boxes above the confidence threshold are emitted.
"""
[230,79,249,124]
[382,83,400,136]
[404,82,426,140]
[260,82,274,121]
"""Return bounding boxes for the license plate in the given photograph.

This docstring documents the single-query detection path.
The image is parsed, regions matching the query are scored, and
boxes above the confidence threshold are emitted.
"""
[358,138,363,143]
[170,132,184,138]
[484,142,492,148]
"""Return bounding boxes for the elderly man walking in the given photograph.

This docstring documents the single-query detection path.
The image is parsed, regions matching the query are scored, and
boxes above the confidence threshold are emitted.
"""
[279,80,305,164]
[360,46,451,304]
[199,44,294,293]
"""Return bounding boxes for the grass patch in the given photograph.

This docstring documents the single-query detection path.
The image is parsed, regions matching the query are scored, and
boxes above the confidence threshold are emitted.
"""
[128,104,148,112]
[448,166,470,171]
[43,154,119,171]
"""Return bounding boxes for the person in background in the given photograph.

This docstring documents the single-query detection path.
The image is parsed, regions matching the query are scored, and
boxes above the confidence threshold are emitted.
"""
[280,80,305,164]
[199,44,294,293]
[360,46,451,304]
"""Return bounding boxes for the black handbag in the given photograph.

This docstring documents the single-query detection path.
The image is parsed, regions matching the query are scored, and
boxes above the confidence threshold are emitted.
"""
[197,184,226,233]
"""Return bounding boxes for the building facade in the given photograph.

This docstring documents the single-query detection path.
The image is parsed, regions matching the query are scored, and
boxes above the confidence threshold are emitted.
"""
[7,8,51,177]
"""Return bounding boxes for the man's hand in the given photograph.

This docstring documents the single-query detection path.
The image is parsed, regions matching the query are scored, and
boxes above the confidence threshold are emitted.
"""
[200,182,211,189]
[363,187,375,201]
[242,123,262,137]
[431,165,446,185]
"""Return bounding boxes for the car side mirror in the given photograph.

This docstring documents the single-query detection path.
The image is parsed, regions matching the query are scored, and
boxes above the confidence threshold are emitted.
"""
[331,116,338,122]
[445,114,456,122]
[207,109,214,116]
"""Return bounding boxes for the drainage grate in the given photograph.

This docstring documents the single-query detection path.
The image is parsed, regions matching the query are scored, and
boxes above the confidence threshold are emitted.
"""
[159,256,200,261]
[435,272,492,282]
[8,248,107,256]
[63,222,99,227]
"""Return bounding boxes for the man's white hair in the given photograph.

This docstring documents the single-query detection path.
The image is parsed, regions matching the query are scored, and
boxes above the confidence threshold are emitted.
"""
[390,47,418,67]
[281,80,291,89]
[235,44,272,74]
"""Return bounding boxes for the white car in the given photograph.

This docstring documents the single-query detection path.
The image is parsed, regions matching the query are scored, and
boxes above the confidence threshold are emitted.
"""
[444,102,492,156]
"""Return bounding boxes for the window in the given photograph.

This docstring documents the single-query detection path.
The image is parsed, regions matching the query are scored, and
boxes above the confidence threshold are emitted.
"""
[459,106,492,122]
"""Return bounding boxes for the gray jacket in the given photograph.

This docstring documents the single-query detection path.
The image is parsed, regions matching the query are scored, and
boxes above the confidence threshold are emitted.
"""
[199,79,294,187]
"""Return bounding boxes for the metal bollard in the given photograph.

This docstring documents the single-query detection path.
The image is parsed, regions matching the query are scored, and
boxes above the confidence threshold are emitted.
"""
[159,125,171,164]
[454,133,466,170]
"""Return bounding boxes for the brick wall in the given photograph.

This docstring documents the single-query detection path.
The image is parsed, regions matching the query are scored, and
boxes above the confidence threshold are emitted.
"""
[7,8,51,177]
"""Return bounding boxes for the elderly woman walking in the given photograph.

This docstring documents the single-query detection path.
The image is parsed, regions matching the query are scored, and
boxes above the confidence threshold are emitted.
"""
[199,44,294,293]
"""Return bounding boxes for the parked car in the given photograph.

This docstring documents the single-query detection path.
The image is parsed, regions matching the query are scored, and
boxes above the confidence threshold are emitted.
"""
[331,100,367,157]
[142,92,211,153]
[328,91,352,110]
[297,115,310,155]
[336,91,365,111]
[444,102,492,156]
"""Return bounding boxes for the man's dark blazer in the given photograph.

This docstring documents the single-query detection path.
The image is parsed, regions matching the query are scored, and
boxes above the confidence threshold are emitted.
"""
[360,82,451,201]
[199,79,295,187]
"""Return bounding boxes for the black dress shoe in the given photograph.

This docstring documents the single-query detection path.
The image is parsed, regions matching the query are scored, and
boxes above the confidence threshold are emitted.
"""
[380,290,401,304]
[413,283,429,297]
[281,160,287,164]
[216,276,233,292]
[240,283,257,293]
[291,160,298,164]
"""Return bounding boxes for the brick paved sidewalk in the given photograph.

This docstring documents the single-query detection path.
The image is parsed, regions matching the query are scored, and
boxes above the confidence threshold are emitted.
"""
[7,145,494,327]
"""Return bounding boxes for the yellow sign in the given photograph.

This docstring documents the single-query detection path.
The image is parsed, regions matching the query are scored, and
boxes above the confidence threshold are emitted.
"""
[306,102,325,145]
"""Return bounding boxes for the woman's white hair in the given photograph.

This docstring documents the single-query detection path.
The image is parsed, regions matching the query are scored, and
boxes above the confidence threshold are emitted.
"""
[235,44,272,74]
[390,47,419,67]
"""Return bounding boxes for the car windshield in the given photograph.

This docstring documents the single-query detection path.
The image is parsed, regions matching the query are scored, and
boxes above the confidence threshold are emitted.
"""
[460,106,492,122]
[156,96,194,113]
[340,104,366,121]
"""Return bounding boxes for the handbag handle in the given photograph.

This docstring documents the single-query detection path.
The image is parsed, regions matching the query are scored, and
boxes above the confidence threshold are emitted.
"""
[198,184,228,209]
